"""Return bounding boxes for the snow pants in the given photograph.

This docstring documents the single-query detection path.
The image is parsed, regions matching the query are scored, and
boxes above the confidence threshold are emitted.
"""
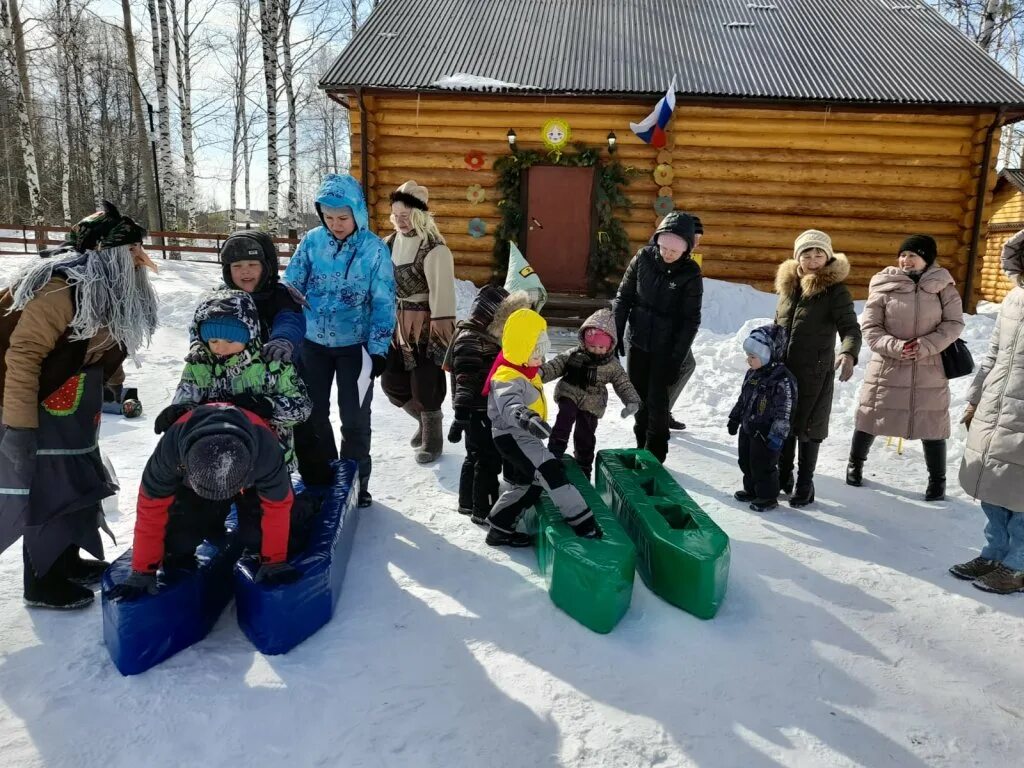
[548,398,599,478]
[981,502,1024,571]
[738,429,781,502]
[488,431,592,534]
[296,341,373,492]
[627,347,672,463]
[458,412,501,517]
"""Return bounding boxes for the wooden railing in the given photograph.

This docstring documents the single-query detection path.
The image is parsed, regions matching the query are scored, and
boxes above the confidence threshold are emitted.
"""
[0,224,302,263]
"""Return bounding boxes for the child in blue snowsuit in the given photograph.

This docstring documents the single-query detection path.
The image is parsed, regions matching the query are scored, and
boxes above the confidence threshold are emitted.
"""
[728,324,797,512]
[283,174,397,506]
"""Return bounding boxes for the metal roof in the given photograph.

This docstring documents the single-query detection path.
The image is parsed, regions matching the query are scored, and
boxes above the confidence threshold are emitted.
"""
[999,169,1024,194]
[321,0,1024,108]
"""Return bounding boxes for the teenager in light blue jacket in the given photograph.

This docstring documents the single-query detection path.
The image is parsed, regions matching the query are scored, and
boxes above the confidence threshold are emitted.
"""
[284,174,396,506]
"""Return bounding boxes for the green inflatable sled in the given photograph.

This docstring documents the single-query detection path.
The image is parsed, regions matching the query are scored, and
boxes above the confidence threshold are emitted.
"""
[595,449,730,619]
[523,457,636,634]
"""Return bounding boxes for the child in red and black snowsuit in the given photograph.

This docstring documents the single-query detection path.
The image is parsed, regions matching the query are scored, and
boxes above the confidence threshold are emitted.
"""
[110,404,300,600]
[448,287,532,518]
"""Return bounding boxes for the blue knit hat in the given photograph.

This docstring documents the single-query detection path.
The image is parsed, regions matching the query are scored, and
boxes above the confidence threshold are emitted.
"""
[199,316,250,345]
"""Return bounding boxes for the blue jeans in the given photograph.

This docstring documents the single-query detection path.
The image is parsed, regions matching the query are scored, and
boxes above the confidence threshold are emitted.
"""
[980,501,1024,571]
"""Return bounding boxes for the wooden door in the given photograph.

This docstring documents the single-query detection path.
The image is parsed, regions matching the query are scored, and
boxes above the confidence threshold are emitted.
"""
[523,166,595,294]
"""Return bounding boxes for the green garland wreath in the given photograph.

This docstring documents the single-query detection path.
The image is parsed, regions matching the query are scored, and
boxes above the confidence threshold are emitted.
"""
[493,142,634,296]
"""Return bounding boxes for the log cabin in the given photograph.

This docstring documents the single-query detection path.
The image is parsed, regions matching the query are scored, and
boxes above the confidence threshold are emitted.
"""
[983,169,1024,303]
[320,0,1024,308]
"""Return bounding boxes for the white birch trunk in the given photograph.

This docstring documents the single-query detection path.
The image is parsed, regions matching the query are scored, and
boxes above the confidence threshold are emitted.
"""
[170,0,197,233]
[0,0,42,224]
[258,0,280,235]
[123,0,161,233]
[281,7,299,235]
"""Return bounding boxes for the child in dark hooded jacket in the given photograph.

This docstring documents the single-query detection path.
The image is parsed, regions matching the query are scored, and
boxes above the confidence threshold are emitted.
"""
[540,308,640,478]
[728,324,797,512]
[448,287,532,518]
[155,290,311,469]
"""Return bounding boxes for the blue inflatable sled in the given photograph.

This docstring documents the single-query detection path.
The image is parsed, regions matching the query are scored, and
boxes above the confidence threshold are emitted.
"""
[234,460,360,655]
[102,460,360,674]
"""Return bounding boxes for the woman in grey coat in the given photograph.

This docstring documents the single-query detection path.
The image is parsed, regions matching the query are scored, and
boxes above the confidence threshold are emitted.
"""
[950,235,1024,593]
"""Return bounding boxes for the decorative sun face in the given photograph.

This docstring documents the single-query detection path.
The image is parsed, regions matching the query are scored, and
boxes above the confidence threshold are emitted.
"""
[542,118,571,151]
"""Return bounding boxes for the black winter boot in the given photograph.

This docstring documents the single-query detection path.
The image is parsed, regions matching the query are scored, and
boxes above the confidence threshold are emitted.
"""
[23,546,94,610]
[65,546,110,587]
[846,431,875,487]
[734,490,755,503]
[923,440,946,502]
[790,441,820,508]
[485,528,533,548]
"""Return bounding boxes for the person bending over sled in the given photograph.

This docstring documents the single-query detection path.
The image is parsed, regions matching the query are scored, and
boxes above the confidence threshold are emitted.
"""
[540,308,641,479]
[156,290,311,468]
[482,308,600,547]
[728,325,798,512]
[111,404,301,600]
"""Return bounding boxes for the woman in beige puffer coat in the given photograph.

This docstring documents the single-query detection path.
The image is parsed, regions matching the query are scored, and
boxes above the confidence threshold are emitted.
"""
[950,234,1024,594]
[846,235,964,501]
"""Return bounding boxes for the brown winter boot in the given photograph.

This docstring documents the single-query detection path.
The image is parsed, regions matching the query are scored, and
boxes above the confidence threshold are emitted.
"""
[972,563,1024,594]
[415,410,443,464]
[402,402,423,448]
[949,557,998,581]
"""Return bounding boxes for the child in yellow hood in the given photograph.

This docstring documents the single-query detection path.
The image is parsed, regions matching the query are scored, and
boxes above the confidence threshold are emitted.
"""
[481,309,600,546]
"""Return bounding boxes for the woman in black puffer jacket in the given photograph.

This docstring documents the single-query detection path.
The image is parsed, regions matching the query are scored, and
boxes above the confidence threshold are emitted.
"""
[612,211,702,463]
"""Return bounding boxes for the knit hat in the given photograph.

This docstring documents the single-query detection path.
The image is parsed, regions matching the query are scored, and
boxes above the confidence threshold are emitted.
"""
[584,327,614,349]
[66,201,147,252]
[185,433,252,501]
[743,325,787,367]
[794,229,833,260]
[199,316,251,345]
[469,284,509,327]
[898,234,938,267]
[390,180,429,211]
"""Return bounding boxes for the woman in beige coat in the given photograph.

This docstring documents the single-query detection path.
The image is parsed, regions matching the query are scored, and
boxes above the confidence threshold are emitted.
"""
[846,235,964,501]
[950,234,1024,594]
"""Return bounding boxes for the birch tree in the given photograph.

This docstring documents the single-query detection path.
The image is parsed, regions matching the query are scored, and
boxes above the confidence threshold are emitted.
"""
[1,0,43,224]
[258,0,280,234]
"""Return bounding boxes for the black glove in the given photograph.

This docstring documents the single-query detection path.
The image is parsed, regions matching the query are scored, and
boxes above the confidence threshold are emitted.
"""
[262,338,294,363]
[229,393,275,420]
[727,420,739,436]
[569,513,602,539]
[154,403,193,434]
[370,354,387,378]
[107,570,158,601]
[448,421,465,444]
[0,426,37,476]
[524,412,552,440]
[255,561,301,586]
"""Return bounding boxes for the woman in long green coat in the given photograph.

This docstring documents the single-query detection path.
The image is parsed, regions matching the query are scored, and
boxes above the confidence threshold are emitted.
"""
[774,229,862,507]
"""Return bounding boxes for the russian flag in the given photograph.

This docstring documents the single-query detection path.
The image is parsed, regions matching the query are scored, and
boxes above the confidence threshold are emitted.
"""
[630,78,677,149]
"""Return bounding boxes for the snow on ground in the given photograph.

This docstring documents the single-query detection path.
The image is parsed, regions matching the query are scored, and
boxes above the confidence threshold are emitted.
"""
[1,257,1023,768]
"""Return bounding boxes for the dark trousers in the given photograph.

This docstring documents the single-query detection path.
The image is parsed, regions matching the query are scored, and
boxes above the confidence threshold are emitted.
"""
[381,344,447,411]
[458,412,502,516]
[296,341,373,491]
[548,398,599,477]
[738,430,781,501]
[627,347,672,463]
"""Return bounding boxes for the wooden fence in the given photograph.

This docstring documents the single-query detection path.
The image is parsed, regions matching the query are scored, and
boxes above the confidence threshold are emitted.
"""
[0,224,302,263]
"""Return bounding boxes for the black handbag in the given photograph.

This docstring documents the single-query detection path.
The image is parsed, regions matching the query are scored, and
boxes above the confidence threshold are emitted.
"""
[941,338,975,380]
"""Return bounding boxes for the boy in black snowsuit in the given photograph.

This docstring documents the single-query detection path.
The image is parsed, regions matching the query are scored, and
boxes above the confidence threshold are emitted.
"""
[447,287,531,518]
[110,404,302,600]
[728,325,797,512]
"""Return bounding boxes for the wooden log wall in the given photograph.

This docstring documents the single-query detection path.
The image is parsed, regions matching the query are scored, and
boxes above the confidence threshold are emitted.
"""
[346,92,999,301]
[981,183,1022,303]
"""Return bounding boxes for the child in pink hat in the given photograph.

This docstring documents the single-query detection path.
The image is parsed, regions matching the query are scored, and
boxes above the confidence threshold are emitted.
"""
[540,309,641,478]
